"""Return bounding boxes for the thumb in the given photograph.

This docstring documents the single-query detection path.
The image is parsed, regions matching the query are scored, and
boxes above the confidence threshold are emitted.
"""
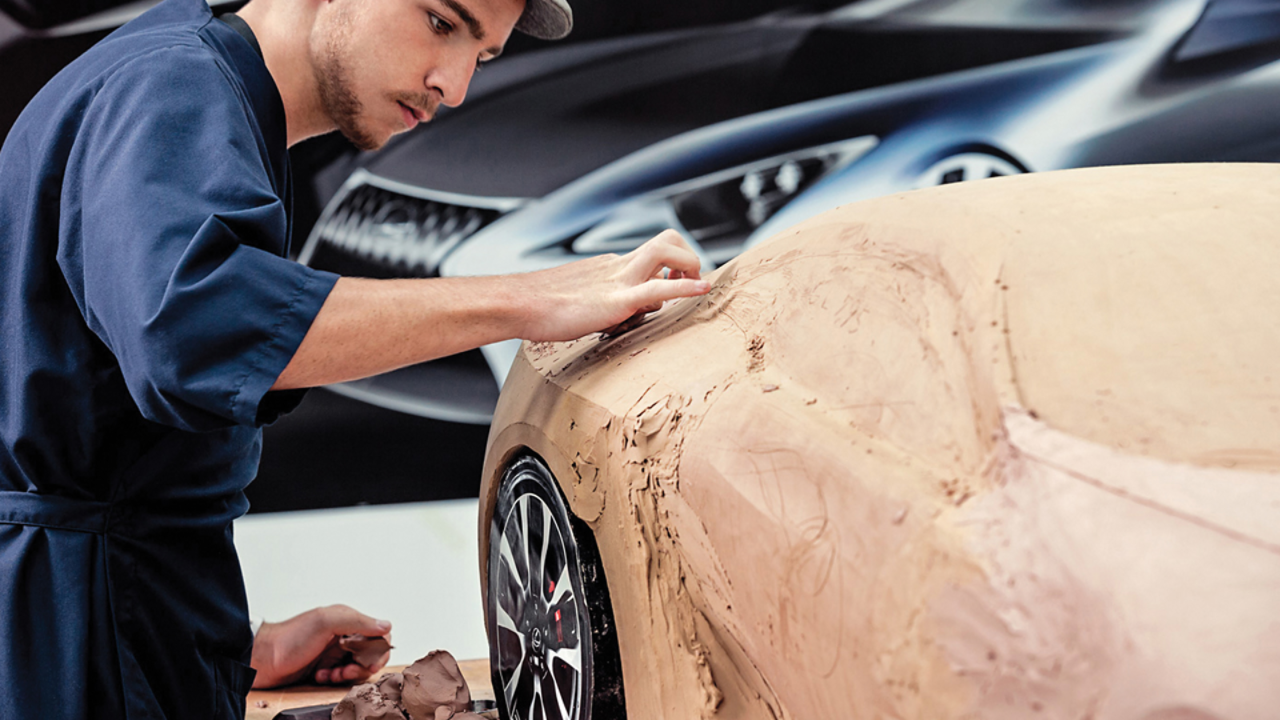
[315,604,392,638]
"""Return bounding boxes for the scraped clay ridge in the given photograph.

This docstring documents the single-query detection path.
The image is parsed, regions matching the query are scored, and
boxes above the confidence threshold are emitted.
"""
[482,164,1280,719]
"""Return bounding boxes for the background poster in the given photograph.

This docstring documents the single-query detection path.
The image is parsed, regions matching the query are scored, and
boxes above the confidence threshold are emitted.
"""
[6,0,1279,511]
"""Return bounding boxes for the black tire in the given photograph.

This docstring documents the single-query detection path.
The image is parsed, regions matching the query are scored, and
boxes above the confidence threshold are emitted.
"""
[487,454,626,720]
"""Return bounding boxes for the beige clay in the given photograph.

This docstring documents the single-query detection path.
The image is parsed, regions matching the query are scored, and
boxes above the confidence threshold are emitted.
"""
[480,163,1280,719]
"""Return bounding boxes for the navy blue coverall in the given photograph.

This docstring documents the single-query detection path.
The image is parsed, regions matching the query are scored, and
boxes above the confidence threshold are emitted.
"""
[0,0,340,716]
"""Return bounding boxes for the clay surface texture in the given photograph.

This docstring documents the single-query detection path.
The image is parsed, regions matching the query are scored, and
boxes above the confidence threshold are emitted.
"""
[402,649,472,720]
[480,164,1280,719]
[332,650,479,720]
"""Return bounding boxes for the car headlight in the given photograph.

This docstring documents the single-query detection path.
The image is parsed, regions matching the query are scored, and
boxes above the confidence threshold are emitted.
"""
[571,135,878,266]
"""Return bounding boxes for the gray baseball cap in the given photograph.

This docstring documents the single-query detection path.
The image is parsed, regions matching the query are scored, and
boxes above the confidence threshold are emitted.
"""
[515,0,573,39]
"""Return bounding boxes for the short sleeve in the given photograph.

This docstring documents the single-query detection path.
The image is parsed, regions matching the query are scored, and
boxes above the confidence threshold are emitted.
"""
[58,44,339,431]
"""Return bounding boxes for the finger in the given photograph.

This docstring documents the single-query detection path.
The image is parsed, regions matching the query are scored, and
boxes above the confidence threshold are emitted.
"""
[652,230,704,276]
[315,663,346,685]
[316,604,392,638]
[652,228,694,250]
[628,234,702,283]
[625,277,711,311]
[314,661,370,686]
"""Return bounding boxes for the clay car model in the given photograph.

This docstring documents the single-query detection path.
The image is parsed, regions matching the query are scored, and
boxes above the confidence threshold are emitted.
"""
[477,163,1280,720]
[299,0,1280,424]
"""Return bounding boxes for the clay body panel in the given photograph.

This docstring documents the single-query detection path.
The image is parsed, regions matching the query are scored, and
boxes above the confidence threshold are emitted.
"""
[479,163,1280,719]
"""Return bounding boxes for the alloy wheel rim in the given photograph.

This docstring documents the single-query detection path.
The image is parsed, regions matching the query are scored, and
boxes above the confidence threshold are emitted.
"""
[494,492,584,720]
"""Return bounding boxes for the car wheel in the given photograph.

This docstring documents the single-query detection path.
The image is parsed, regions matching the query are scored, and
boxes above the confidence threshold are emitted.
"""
[914,152,1026,188]
[487,454,625,720]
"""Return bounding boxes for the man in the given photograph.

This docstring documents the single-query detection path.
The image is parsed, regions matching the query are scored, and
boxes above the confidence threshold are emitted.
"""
[0,0,709,716]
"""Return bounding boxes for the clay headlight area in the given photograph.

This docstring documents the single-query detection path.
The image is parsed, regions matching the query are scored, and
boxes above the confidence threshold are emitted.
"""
[478,163,1280,720]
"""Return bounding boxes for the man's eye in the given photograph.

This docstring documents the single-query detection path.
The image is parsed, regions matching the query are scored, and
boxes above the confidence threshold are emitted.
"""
[427,13,453,34]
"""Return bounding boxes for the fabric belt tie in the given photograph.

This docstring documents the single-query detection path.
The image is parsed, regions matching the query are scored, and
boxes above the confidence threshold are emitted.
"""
[0,490,112,534]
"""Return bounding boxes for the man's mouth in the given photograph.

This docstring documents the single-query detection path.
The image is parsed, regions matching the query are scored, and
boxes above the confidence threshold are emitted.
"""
[397,101,427,128]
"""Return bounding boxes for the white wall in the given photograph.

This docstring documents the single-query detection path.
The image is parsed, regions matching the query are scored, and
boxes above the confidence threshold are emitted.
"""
[234,499,490,666]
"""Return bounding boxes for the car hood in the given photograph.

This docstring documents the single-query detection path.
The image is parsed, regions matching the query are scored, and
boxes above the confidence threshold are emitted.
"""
[360,2,1124,199]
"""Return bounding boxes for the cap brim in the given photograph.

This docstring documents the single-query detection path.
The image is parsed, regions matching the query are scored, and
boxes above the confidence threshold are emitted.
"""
[515,0,572,40]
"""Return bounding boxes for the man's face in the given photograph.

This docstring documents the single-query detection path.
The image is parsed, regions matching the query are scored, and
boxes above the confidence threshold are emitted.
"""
[310,0,524,151]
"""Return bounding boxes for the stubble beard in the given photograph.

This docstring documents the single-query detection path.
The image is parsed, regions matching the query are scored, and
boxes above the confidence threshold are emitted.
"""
[313,36,383,151]
[312,44,440,152]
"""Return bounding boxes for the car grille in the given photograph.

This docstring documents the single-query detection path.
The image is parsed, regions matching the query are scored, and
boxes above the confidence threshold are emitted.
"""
[299,171,521,279]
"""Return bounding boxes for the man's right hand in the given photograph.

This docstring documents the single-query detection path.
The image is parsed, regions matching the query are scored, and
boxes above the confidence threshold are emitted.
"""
[515,229,709,342]
[272,229,712,391]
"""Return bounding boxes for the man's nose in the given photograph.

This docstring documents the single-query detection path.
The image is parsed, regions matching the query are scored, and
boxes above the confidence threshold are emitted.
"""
[427,54,476,108]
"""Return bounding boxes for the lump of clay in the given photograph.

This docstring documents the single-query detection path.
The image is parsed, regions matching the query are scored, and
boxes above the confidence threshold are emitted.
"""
[375,672,404,705]
[330,682,406,720]
[400,650,471,720]
[338,635,394,669]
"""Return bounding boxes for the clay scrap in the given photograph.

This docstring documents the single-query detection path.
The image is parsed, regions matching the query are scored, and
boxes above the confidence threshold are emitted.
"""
[330,682,403,720]
[338,635,394,669]
[331,650,485,720]
[401,650,471,719]
[375,672,403,705]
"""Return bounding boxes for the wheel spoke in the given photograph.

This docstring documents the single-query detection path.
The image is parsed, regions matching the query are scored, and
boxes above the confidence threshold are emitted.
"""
[539,508,552,606]
[549,564,573,606]
[500,532,526,591]
[498,599,527,709]
[545,667,571,720]
[503,655,524,703]
[529,678,543,720]
[520,496,532,590]
[496,600,523,637]
[549,645,581,673]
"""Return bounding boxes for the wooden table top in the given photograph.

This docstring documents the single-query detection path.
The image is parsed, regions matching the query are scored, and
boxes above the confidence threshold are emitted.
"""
[245,658,494,720]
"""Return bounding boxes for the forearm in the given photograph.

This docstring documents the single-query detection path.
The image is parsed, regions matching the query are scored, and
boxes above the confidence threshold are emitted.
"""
[271,231,711,391]
[271,275,527,391]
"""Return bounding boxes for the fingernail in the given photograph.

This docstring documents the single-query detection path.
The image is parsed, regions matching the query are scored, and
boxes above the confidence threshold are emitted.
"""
[376,619,392,632]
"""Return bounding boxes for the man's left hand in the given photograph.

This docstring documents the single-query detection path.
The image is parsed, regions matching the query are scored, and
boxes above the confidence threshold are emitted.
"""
[250,605,392,688]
